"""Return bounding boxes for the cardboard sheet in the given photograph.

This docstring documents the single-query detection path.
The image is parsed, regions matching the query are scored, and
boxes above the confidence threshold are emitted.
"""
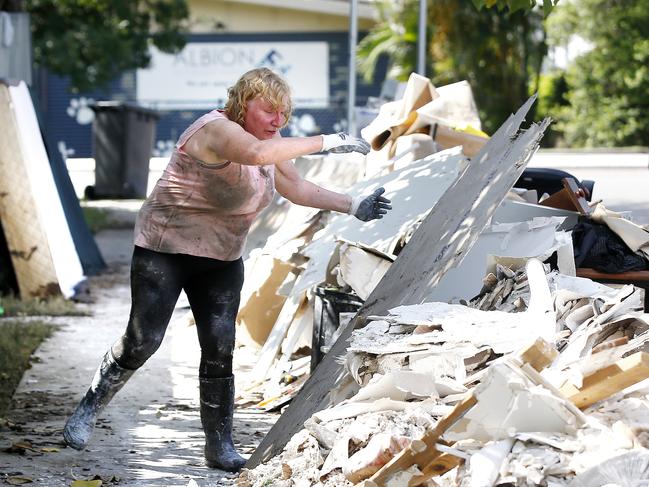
[361,73,439,152]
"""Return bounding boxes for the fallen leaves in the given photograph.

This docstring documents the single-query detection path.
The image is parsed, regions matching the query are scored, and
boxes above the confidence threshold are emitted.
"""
[3,440,40,455]
[70,474,120,486]
[2,439,61,455]
[70,481,102,487]
[6,476,33,485]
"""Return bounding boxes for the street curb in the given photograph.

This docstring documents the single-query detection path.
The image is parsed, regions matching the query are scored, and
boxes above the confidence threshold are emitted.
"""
[529,151,649,170]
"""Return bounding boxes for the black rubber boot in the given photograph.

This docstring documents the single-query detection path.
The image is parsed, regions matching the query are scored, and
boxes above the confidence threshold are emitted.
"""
[63,350,135,450]
[200,376,246,472]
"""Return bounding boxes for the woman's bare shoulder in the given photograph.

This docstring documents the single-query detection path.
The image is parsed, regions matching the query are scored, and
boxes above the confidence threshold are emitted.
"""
[184,120,240,165]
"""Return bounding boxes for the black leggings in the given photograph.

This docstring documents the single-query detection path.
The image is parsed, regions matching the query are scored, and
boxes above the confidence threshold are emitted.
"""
[111,246,244,379]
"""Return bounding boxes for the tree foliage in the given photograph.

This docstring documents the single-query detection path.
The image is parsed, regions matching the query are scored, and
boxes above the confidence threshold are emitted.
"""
[430,1,546,134]
[357,1,422,83]
[547,0,649,147]
[472,0,559,17]
[23,0,189,92]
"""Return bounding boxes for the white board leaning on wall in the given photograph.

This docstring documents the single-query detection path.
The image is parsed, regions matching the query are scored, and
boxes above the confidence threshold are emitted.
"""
[6,81,85,298]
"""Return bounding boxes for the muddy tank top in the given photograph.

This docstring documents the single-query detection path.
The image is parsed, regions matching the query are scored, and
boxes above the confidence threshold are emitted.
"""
[134,110,275,260]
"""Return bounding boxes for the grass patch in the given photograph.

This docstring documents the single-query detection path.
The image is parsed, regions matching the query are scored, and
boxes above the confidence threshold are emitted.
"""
[81,205,113,234]
[0,320,57,416]
[0,295,89,317]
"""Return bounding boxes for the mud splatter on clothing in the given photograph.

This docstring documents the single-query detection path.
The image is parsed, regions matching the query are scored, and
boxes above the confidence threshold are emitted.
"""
[134,110,275,260]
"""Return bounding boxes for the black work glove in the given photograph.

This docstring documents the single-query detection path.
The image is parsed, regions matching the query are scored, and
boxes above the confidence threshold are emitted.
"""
[349,187,392,222]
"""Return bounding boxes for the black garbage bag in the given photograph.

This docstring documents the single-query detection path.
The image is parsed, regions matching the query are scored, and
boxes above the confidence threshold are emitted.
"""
[572,220,648,273]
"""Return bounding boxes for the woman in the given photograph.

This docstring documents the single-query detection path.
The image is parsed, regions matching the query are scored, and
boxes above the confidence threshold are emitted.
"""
[63,68,392,471]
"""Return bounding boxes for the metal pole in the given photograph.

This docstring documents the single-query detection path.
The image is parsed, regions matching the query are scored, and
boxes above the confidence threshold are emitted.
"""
[417,0,427,76]
[347,0,358,136]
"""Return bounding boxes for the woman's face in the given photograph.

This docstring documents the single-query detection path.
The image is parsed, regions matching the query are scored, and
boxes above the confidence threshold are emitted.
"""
[242,96,288,140]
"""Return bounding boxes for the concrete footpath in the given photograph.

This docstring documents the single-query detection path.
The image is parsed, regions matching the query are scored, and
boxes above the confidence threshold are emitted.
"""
[0,225,277,487]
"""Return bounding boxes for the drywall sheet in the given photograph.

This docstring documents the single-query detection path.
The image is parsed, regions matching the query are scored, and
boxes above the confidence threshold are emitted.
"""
[237,254,295,347]
[446,362,582,442]
[0,81,84,297]
[11,82,85,296]
[247,95,549,467]
[293,146,466,295]
[493,198,579,229]
[591,203,649,259]
[245,153,366,255]
[423,217,571,304]
[361,72,438,152]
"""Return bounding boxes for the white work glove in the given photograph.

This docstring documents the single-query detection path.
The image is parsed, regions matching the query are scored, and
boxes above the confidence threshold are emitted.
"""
[349,187,392,222]
[321,133,371,155]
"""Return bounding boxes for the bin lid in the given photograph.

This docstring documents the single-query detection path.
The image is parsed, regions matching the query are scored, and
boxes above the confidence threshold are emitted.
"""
[90,101,160,118]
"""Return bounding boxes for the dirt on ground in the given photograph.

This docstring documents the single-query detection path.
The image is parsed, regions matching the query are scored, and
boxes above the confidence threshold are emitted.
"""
[0,228,278,487]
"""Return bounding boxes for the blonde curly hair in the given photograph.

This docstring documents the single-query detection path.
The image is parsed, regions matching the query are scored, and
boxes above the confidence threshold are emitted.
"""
[224,68,293,128]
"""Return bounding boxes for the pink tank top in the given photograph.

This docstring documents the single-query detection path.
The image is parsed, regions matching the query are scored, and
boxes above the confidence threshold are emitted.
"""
[134,110,275,260]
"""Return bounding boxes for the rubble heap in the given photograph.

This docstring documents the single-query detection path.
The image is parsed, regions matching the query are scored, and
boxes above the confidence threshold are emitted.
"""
[239,260,649,486]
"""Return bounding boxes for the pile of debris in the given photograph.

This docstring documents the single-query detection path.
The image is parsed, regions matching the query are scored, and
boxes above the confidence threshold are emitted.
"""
[227,72,649,485]
[232,73,572,407]
[238,260,649,486]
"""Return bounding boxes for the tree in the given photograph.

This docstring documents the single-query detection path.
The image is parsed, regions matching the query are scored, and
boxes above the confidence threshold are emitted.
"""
[546,0,649,147]
[472,0,559,17]
[3,0,189,92]
[430,1,547,134]
[357,0,423,82]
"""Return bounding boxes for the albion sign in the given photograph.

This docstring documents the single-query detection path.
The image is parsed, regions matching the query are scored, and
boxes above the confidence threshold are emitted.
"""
[136,42,329,109]
[171,46,258,68]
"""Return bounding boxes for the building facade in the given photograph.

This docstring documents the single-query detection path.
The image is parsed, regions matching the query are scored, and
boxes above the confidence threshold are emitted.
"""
[37,0,384,159]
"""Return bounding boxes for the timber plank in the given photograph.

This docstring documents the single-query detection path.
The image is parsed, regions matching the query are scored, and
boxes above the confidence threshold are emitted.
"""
[368,394,477,486]
[519,337,559,372]
[561,351,649,409]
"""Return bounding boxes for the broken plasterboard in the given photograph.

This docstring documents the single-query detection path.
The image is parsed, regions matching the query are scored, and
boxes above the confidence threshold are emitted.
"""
[293,145,466,295]
[591,203,649,260]
[446,361,584,442]
[245,291,307,386]
[336,240,395,300]
[389,134,439,171]
[423,217,574,304]
[361,72,439,152]
[493,198,580,229]
[245,152,366,256]
[407,80,483,133]
[247,95,550,467]
[347,370,440,403]
[383,301,553,355]
[552,285,645,370]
